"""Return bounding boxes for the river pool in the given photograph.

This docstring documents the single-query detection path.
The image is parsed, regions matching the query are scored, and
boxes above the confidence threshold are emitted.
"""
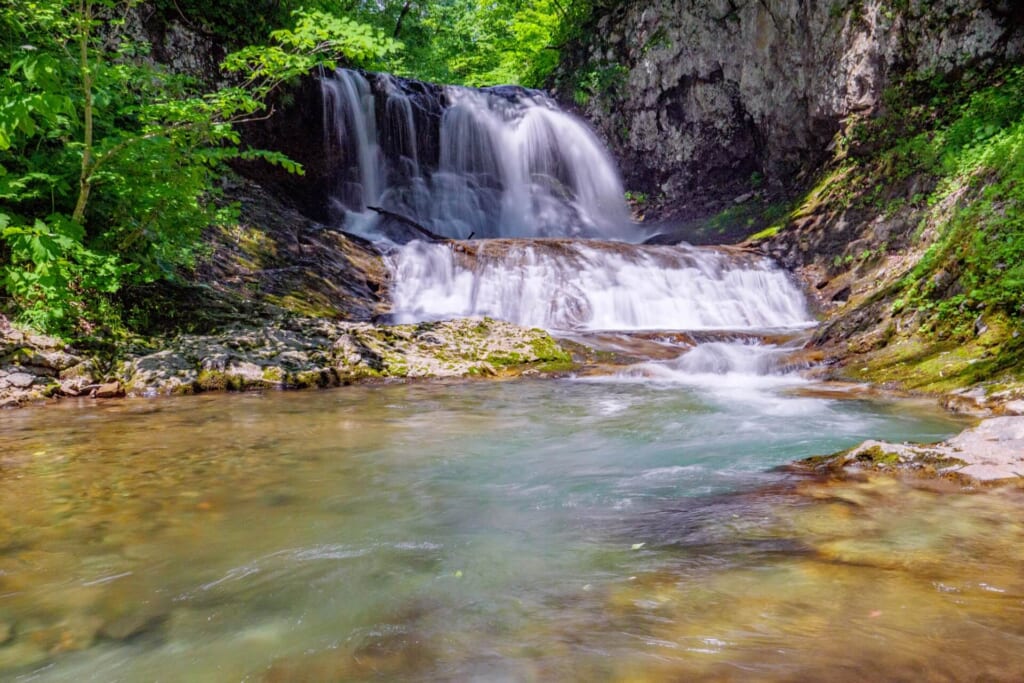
[4,375,1022,681]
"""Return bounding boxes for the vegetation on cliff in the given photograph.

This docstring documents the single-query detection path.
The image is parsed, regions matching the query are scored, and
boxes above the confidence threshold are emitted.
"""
[756,64,1024,394]
[161,0,596,87]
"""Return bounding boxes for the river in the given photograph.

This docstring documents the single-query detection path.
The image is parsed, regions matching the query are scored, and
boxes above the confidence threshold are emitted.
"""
[6,376,1024,681]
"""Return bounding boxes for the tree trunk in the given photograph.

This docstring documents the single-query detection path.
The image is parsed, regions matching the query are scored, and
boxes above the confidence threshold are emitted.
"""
[72,0,94,225]
[393,0,412,38]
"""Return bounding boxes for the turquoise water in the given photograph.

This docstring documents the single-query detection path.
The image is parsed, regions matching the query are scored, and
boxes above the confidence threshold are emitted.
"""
[3,378,1022,681]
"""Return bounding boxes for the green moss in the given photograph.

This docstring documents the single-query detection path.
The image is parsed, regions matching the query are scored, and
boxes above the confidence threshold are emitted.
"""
[263,294,340,319]
[854,445,901,467]
[535,358,576,373]
[171,382,196,396]
[528,336,571,362]
[288,369,334,388]
[261,366,284,382]
[485,351,526,367]
[747,225,781,242]
[848,318,1024,393]
[797,449,850,471]
[196,369,229,392]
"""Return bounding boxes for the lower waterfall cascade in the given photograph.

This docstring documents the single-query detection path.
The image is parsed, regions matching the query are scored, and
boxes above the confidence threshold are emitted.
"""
[320,68,817,378]
[388,240,814,333]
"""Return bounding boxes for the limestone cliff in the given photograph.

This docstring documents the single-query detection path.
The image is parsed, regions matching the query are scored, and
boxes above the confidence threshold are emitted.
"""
[556,0,1023,220]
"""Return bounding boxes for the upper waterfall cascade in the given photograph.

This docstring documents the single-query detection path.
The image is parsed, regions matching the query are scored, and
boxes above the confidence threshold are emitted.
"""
[321,69,632,240]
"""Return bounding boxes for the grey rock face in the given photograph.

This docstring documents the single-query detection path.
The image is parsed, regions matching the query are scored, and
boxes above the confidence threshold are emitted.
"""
[118,317,574,397]
[555,0,1023,218]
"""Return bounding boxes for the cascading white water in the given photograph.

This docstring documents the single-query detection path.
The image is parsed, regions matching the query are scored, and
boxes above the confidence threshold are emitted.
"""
[388,240,814,332]
[321,69,633,240]
[321,70,383,212]
[321,69,819,384]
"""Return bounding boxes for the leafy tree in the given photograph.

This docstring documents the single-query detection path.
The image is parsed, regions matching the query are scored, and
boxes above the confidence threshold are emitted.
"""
[0,0,399,335]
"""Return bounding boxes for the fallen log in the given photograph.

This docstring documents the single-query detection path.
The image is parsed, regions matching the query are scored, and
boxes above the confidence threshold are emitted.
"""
[366,206,449,242]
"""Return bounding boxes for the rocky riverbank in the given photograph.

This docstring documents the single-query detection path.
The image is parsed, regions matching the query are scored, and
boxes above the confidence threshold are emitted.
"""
[793,416,1024,486]
[0,315,574,408]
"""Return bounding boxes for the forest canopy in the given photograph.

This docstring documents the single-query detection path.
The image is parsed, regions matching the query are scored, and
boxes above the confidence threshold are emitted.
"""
[155,0,592,87]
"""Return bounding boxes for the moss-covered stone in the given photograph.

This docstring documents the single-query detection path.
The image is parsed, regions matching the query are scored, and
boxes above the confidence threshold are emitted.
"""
[113,317,580,396]
[853,445,901,467]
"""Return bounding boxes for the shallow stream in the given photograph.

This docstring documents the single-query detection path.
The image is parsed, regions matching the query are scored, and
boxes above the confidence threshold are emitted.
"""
[4,375,1023,681]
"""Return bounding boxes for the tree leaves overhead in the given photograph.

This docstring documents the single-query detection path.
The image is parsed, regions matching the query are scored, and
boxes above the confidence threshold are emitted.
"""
[0,0,402,335]
[0,0,592,335]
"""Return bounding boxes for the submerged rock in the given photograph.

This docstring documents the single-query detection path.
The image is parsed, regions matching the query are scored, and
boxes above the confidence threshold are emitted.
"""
[793,416,1024,483]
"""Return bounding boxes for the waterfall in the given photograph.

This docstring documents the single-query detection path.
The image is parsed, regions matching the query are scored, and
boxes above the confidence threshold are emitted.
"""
[320,69,633,240]
[319,69,818,383]
[321,70,383,212]
[388,240,814,332]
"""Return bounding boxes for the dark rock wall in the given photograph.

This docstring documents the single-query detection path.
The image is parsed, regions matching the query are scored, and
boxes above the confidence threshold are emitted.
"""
[555,0,1024,220]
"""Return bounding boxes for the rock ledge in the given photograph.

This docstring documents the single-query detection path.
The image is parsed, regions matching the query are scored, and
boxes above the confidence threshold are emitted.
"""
[794,417,1024,484]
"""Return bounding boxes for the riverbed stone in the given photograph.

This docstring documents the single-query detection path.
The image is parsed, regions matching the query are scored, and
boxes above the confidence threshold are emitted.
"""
[6,372,35,389]
[93,381,125,399]
[99,612,167,642]
[794,416,1024,483]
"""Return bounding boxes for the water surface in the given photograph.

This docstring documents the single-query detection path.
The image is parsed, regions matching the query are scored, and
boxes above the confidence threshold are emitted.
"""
[4,379,1020,680]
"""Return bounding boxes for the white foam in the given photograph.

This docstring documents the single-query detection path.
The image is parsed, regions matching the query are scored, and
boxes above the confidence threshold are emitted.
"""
[389,241,814,332]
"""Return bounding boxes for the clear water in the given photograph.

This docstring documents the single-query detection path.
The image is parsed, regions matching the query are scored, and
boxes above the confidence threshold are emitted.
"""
[4,378,1019,682]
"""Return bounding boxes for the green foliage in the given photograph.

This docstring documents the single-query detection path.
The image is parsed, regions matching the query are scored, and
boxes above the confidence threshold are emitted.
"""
[822,66,1024,334]
[572,62,627,107]
[223,9,401,79]
[1,214,125,331]
[396,0,583,87]
[159,0,585,88]
[0,0,399,336]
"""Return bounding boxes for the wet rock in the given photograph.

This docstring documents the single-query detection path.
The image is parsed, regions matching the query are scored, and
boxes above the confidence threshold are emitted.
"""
[0,622,11,645]
[6,372,35,389]
[58,378,89,397]
[794,416,1024,483]
[99,613,166,642]
[29,614,104,655]
[119,317,574,396]
[1002,400,1024,416]
[93,381,125,399]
